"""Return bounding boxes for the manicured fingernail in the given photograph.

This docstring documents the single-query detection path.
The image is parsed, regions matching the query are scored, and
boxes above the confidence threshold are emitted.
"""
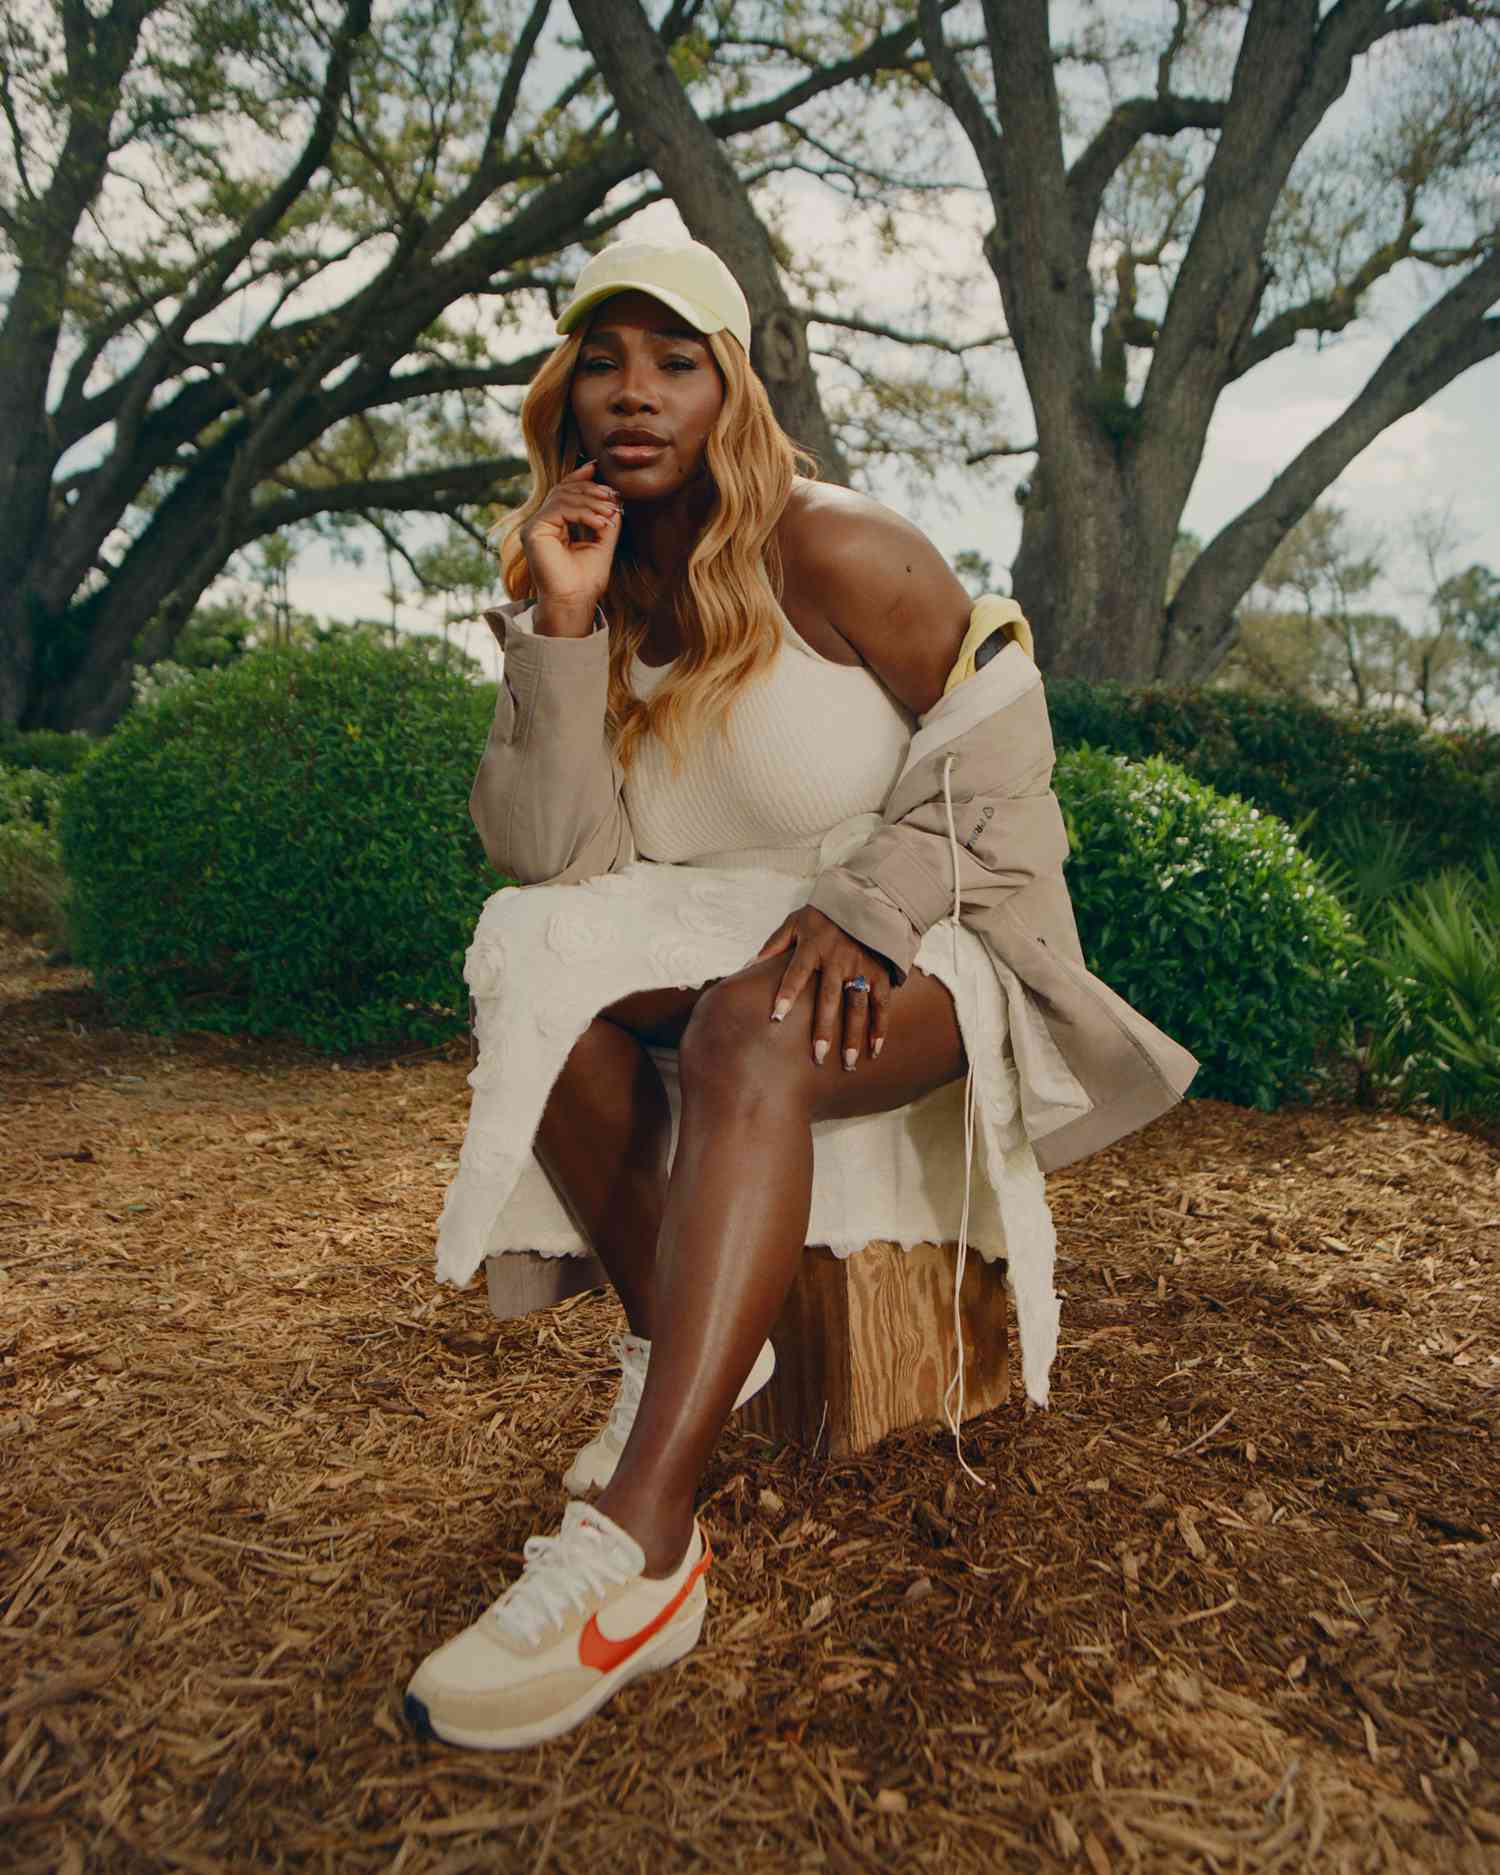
[843,1048,857,1071]
[813,1039,829,1065]
[872,1037,884,1058]
[771,998,791,1023]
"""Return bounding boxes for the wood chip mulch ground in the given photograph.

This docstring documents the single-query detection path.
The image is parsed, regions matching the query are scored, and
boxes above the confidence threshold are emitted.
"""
[3,936,1499,1874]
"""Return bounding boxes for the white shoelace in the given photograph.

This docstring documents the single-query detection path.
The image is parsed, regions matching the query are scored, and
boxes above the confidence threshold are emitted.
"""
[604,1332,649,1446]
[490,1507,640,1647]
[942,753,992,1493]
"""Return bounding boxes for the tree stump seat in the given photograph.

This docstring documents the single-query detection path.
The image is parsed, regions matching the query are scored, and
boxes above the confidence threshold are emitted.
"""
[485,1239,1009,1458]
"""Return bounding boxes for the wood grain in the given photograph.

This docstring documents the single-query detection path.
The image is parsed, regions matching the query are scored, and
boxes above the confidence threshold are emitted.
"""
[740,1241,1010,1457]
[485,1250,606,1319]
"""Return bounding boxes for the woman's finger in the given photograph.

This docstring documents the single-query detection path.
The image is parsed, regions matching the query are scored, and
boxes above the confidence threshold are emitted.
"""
[565,511,619,546]
[810,954,844,1066]
[866,974,891,1059]
[770,946,815,1024]
[753,918,796,965]
[840,975,870,1071]
[551,496,619,529]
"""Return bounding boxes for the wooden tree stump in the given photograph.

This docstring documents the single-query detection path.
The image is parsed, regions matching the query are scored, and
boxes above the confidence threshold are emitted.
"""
[485,1239,1010,1459]
[738,1241,1010,1458]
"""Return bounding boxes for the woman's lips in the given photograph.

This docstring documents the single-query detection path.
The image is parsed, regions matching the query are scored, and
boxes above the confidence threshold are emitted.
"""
[603,441,668,467]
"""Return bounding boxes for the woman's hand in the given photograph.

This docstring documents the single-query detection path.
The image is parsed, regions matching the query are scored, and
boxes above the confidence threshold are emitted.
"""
[753,906,892,1070]
[518,462,622,632]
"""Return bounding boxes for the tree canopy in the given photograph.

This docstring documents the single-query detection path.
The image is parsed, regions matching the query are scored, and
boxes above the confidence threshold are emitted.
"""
[0,0,937,731]
[3,0,1497,732]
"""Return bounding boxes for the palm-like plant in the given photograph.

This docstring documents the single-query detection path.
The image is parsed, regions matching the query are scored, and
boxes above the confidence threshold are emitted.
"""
[1367,851,1500,1123]
[1308,812,1423,939]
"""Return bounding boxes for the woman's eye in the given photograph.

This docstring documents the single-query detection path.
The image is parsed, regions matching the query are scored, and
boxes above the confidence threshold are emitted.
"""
[664,357,698,372]
[579,357,613,372]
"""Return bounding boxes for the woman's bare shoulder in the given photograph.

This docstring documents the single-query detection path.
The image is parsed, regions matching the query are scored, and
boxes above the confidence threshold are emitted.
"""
[778,479,946,580]
[777,479,972,713]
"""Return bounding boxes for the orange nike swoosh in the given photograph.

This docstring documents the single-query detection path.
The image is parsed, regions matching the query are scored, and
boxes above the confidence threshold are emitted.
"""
[578,1531,712,1674]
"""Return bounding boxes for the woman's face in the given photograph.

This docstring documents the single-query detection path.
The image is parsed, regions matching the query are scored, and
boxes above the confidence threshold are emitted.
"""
[568,290,726,504]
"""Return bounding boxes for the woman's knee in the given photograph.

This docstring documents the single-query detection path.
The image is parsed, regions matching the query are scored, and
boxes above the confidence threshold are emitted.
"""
[678,969,803,1107]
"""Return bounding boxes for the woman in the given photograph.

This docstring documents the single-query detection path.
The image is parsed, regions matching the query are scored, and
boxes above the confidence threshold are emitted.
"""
[407,238,1198,1752]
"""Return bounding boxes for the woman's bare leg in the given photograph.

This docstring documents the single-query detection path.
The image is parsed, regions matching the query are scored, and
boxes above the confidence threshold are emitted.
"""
[531,987,698,1338]
[590,957,966,1574]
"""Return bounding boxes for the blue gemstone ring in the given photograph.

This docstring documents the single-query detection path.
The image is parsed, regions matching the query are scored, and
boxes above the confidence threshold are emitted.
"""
[844,975,871,994]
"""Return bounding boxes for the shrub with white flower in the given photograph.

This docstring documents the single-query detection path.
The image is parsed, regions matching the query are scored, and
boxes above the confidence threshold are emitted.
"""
[1053,747,1359,1110]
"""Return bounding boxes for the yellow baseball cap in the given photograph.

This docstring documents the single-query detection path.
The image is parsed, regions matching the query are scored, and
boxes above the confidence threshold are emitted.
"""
[555,238,752,353]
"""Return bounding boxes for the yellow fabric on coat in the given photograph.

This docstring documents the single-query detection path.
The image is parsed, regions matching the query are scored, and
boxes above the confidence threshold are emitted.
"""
[942,594,1033,695]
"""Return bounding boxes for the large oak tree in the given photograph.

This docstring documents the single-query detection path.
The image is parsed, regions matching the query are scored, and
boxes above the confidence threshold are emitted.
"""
[919,0,1500,678]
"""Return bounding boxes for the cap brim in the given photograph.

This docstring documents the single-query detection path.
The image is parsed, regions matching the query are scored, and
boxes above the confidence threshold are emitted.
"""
[556,282,747,352]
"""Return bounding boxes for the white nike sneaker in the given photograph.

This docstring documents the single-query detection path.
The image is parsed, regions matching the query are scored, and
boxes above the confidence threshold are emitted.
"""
[405,1501,708,1750]
[562,1332,777,1495]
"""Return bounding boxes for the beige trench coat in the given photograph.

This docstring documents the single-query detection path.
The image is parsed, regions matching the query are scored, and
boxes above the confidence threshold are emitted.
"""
[470,599,1200,1174]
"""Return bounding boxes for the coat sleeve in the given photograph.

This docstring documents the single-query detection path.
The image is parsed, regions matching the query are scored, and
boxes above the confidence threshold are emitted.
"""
[806,676,1069,986]
[469,601,634,886]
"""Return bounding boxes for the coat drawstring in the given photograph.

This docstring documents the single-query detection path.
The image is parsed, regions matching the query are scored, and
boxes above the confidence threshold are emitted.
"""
[941,752,992,1492]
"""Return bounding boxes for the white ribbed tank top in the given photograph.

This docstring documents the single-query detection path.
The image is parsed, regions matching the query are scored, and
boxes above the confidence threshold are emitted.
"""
[622,612,915,869]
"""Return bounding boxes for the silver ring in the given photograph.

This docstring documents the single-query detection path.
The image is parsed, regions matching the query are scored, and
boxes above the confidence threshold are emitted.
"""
[844,975,871,995]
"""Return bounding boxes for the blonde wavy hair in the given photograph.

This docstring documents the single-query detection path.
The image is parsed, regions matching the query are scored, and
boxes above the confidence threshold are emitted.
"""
[495,325,815,770]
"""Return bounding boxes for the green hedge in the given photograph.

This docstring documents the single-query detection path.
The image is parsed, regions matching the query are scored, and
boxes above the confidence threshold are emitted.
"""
[1046,680,1500,879]
[0,728,98,779]
[1054,747,1359,1110]
[0,764,70,942]
[59,638,507,1051]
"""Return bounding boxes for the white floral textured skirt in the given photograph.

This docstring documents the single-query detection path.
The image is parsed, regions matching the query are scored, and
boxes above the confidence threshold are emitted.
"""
[434,857,1063,1404]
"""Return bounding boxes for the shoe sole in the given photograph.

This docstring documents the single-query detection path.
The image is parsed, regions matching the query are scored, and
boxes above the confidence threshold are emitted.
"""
[562,1339,777,1496]
[404,1580,706,1752]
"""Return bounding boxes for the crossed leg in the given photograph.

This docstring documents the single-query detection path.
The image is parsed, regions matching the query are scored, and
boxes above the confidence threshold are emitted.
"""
[533,953,966,1574]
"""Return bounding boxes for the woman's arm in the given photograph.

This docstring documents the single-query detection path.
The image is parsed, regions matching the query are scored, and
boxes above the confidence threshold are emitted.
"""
[471,462,634,884]
[470,601,633,885]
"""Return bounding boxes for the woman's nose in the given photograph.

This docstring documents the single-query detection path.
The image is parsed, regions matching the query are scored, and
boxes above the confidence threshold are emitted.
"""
[609,367,659,413]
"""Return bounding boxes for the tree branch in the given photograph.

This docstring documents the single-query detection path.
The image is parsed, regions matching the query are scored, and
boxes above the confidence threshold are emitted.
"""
[1229,225,1426,380]
[918,0,1005,190]
[0,55,35,205]
[800,308,1008,352]
[376,354,554,401]
[242,457,529,539]
[103,0,374,489]
[782,119,975,197]
[1165,250,1500,683]
[965,438,1038,465]
[1066,92,1227,273]
[416,0,553,261]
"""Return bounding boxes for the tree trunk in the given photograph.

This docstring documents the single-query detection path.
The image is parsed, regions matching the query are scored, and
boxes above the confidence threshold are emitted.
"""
[1009,444,1178,680]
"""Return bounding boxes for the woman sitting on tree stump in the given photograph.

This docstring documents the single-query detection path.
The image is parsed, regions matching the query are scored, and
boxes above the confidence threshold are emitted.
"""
[407,237,1198,1752]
